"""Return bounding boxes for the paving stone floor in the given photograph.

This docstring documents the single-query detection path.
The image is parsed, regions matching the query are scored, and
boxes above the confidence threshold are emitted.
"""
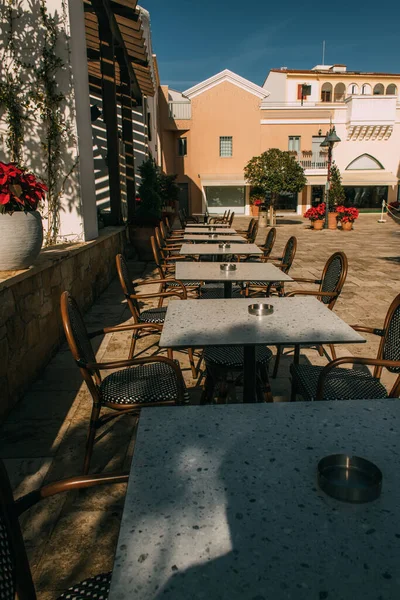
[0,213,398,597]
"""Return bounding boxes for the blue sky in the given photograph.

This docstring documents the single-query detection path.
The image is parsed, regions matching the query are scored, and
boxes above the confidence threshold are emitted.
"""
[143,0,400,91]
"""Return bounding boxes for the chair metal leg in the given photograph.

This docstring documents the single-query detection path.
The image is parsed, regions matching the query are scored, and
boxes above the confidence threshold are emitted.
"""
[290,378,297,402]
[188,348,198,379]
[258,364,273,403]
[217,377,229,404]
[83,404,101,474]
[329,344,337,360]
[129,332,138,360]
[200,368,215,404]
[272,345,282,378]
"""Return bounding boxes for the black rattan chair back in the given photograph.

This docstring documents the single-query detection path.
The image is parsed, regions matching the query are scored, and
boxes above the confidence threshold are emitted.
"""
[262,227,276,260]
[319,252,348,307]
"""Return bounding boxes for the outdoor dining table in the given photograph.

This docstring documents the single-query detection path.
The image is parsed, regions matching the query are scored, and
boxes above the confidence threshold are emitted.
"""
[179,243,261,259]
[108,400,400,600]
[160,297,365,402]
[185,227,237,234]
[191,212,210,223]
[175,261,292,298]
[183,233,246,243]
[185,223,231,229]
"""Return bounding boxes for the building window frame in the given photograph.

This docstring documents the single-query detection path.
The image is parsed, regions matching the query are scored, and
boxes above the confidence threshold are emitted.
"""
[219,136,233,157]
[288,135,301,154]
[178,137,187,156]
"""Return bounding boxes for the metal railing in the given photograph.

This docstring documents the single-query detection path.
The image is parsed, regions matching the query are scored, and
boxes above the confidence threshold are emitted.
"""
[168,101,191,119]
[298,154,328,169]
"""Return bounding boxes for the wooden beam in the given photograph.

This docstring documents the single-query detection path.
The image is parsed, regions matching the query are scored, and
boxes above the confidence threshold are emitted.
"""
[98,19,122,225]
[90,0,142,101]
[117,49,136,223]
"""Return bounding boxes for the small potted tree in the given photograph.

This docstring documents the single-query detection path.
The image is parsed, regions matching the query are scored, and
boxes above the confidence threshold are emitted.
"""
[245,149,307,226]
[327,162,346,230]
[129,157,162,260]
[0,161,47,270]
[159,172,180,218]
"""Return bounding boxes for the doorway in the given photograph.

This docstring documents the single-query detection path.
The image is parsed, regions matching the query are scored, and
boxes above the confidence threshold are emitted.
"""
[177,183,189,213]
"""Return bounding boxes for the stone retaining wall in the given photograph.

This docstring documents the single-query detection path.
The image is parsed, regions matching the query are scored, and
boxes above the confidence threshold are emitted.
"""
[0,227,127,421]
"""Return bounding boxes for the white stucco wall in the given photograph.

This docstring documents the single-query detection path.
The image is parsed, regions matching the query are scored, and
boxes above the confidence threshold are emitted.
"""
[0,0,98,243]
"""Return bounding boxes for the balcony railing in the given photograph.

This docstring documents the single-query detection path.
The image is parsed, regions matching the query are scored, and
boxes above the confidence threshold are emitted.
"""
[168,101,191,119]
[297,153,328,170]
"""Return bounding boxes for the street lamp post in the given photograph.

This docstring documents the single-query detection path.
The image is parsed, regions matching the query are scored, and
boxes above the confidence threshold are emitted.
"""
[320,127,341,229]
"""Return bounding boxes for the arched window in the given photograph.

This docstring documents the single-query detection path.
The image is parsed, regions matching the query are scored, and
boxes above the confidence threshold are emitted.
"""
[386,84,397,95]
[373,84,384,95]
[321,82,332,102]
[346,154,384,170]
[348,83,359,95]
[334,82,346,101]
[361,83,372,95]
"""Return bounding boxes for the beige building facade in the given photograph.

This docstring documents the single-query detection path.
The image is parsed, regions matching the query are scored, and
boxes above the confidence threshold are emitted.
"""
[159,65,400,215]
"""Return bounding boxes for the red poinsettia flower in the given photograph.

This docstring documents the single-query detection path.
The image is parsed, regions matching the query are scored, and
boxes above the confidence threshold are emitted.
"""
[0,162,47,213]
[304,202,326,221]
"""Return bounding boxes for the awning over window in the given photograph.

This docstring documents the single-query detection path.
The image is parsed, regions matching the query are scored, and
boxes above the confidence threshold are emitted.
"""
[306,171,398,187]
[200,174,246,186]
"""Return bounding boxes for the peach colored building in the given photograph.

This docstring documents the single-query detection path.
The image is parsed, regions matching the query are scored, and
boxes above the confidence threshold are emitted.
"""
[158,66,400,215]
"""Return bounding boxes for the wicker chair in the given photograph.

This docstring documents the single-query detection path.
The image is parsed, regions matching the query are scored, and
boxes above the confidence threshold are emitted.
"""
[201,346,273,404]
[0,459,128,600]
[182,208,198,224]
[160,219,184,241]
[246,235,297,297]
[236,218,255,236]
[154,227,181,257]
[61,292,187,473]
[272,251,348,377]
[116,254,198,378]
[209,210,229,224]
[290,292,400,402]
[151,235,202,297]
[164,216,185,236]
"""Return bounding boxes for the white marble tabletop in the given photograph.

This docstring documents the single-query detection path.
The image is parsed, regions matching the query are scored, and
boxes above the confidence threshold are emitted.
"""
[183,234,246,243]
[175,261,292,282]
[159,297,365,348]
[185,223,229,229]
[109,401,400,600]
[180,243,261,256]
[185,227,237,234]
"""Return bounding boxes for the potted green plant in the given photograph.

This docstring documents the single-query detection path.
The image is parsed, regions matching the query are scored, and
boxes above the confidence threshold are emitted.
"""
[129,157,162,260]
[0,161,47,270]
[327,163,346,230]
[303,203,326,230]
[159,172,180,218]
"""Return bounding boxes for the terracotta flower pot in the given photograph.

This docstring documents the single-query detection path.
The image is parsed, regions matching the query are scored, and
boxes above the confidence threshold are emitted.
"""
[0,210,43,270]
[328,212,338,230]
[313,219,324,230]
[129,225,155,260]
[251,205,260,217]
[341,221,353,231]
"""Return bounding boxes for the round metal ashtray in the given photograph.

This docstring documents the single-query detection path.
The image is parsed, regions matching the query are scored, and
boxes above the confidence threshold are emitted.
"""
[317,454,382,503]
[248,303,274,316]
[220,263,237,271]
[218,243,231,249]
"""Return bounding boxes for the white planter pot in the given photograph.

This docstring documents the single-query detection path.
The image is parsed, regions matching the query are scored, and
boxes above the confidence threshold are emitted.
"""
[0,211,43,270]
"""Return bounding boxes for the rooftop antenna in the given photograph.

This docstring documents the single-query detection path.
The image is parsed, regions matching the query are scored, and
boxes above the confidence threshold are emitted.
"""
[322,40,326,65]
